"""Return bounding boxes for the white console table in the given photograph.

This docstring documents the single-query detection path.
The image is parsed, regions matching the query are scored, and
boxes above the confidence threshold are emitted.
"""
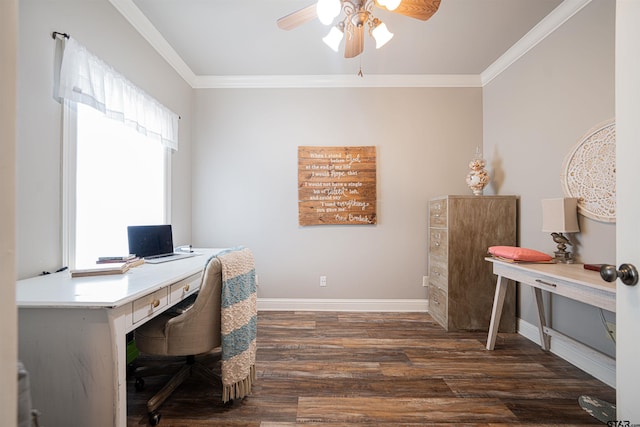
[17,249,224,427]
[485,258,616,351]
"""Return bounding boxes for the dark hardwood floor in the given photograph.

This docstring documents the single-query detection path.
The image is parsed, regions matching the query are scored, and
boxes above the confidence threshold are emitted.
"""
[127,311,615,426]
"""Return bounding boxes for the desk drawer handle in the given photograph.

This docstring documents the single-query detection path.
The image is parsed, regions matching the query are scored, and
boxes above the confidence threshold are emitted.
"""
[184,284,190,292]
[535,279,557,288]
[151,299,160,308]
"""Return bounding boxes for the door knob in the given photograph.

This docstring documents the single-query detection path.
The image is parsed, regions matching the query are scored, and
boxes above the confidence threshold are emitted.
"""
[600,263,639,286]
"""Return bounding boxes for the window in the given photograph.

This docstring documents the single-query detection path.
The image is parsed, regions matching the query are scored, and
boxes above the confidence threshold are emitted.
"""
[56,37,178,268]
[65,102,169,268]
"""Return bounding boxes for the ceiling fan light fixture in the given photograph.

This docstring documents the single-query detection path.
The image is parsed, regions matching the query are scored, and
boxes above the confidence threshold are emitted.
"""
[322,26,344,52]
[371,20,393,49]
[378,0,402,11]
[317,0,342,25]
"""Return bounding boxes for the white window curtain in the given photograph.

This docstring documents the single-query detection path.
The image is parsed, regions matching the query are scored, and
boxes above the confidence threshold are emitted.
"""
[57,37,179,151]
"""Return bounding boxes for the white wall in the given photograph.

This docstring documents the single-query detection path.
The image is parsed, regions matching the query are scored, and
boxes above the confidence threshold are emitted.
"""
[483,0,616,356]
[16,0,194,279]
[192,87,483,301]
[0,0,18,423]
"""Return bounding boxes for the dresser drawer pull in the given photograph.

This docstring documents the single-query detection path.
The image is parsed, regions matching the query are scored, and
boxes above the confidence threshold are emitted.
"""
[151,299,160,308]
[432,298,440,305]
[184,284,190,292]
[535,279,557,288]
[434,242,440,247]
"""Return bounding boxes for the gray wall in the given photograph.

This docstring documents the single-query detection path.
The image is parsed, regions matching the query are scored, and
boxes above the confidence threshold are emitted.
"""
[192,87,482,300]
[15,0,615,359]
[16,0,194,279]
[483,0,616,356]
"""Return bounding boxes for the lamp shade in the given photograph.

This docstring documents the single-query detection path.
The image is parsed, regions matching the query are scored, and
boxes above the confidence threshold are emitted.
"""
[541,198,580,233]
[378,0,401,10]
[372,22,394,49]
[322,26,344,52]
[316,0,341,25]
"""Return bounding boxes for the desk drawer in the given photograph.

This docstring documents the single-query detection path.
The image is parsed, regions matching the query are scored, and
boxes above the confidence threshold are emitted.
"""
[169,273,201,304]
[132,288,169,324]
[429,229,448,258]
[428,283,447,328]
[428,257,448,290]
[507,267,615,312]
[429,200,447,228]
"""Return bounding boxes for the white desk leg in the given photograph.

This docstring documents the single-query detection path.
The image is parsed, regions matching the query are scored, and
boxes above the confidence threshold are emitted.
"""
[109,308,129,427]
[532,286,551,351]
[486,275,509,350]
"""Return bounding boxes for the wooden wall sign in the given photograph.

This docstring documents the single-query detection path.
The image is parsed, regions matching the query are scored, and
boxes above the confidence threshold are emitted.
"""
[298,146,377,226]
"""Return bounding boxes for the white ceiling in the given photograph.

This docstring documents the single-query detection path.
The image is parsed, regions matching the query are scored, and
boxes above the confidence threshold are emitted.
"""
[108,0,591,87]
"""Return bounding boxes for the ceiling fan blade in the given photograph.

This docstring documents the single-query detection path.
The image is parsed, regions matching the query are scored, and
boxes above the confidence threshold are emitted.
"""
[383,0,441,21]
[344,24,364,58]
[277,4,318,30]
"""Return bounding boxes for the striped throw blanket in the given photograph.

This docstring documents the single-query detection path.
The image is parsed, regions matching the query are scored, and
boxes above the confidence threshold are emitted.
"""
[217,247,257,403]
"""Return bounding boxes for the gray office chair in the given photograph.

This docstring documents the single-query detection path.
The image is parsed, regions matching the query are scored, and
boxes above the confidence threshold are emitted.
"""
[133,256,224,426]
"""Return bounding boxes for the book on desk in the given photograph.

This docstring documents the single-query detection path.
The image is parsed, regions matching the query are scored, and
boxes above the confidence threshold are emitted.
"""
[70,257,145,277]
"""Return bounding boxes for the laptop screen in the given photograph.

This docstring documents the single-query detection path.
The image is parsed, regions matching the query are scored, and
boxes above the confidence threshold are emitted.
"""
[127,225,174,258]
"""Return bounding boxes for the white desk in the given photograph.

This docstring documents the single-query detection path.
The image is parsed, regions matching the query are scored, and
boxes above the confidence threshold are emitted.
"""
[17,249,225,427]
[485,258,616,351]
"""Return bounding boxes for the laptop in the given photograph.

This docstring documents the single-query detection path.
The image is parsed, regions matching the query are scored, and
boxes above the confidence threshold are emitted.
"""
[127,224,196,264]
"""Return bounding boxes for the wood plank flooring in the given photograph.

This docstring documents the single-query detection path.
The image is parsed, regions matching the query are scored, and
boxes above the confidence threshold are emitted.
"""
[127,311,615,426]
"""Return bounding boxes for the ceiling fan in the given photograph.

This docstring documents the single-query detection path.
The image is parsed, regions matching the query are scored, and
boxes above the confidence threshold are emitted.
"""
[277,0,441,58]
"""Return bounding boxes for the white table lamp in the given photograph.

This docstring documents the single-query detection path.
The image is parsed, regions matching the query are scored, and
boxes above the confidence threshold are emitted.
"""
[542,198,580,263]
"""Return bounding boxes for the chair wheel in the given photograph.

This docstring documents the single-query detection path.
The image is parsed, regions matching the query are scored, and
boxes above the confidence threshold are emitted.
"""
[135,377,144,391]
[149,411,161,425]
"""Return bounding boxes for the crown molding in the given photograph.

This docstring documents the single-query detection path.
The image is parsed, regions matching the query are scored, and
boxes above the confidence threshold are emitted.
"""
[111,0,590,89]
[191,74,481,89]
[108,0,197,86]
[481,0,592,86]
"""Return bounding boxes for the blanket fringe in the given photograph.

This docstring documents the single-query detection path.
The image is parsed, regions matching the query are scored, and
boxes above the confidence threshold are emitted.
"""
[222,364,256,403]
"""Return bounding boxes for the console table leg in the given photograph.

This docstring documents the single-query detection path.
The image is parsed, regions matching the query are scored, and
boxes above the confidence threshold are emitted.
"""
[532,287,551,351]
[486,275,509,350]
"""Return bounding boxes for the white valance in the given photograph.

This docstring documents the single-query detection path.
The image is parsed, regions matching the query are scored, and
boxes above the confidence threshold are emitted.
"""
[57,37,179,151]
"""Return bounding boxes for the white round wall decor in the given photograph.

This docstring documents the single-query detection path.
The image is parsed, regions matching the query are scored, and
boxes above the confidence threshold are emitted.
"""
[561,119,616,222]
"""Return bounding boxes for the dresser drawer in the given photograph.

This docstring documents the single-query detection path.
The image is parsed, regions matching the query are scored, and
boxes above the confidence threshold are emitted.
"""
[429,229,448,258]
[169,273,201,304]
[428,283,447,327]
[429,199,447,228]
[132,288,169,325]
[428,257,448,290]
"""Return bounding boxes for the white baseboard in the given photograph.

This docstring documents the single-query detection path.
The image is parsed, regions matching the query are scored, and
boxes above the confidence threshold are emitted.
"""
[517,318,616,388]
[257,298,429,312]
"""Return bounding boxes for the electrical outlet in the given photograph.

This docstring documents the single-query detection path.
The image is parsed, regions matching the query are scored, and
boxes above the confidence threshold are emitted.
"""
[320,276,327,287]
[422,276,429,287]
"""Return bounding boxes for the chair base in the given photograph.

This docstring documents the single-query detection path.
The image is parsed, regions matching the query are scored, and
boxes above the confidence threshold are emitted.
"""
[133,351,223,417]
